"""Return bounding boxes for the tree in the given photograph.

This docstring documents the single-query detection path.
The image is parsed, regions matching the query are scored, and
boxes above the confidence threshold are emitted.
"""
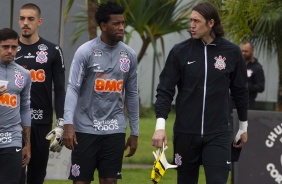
[64,0,98,43]
[117,0,192,63]
[64,0,192,64]
[206,0,282,109]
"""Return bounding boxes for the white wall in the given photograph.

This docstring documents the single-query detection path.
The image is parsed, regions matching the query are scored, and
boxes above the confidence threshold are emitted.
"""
[255,48,278,102]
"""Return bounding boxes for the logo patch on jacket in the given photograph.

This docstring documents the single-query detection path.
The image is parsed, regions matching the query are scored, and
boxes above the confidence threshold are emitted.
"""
[36,44,48,64]
[15,73,24,88]
[247,69,253,77]
[214,55,226,70]
[36,51,48,64]
[119,58,130,72]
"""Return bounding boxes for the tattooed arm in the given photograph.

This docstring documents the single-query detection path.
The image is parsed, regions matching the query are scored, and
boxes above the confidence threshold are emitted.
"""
[22,126,31,167]
[20,70,32,167]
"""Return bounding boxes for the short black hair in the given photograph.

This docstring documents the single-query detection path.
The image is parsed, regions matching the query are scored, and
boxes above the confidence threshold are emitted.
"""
[0,28,19,42]
[20,3,41,16]
[95,1,125,26]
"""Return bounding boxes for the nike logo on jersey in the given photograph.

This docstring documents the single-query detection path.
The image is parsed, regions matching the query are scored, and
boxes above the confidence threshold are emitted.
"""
[16,148,21,152]
[226,161,231,164]
[15,55,23,60]
[117,172,122,175]
[187,61,196,64]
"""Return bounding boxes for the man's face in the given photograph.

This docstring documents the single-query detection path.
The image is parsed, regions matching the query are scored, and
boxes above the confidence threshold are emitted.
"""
[241,43,254,61]
[18,9,42,38]
[189,10,214,42]
[102,14,125,45]
[0,39,18,64]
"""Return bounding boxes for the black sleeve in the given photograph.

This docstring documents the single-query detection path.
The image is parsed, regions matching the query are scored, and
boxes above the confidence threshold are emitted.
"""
[52,46,66,119]
[248,66,265,93]
[155,47,180,119]
[229,49,249,121]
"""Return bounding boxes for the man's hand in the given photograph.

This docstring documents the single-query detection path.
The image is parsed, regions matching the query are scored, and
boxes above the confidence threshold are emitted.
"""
[46,118,64,152]
[62,124,77,150]
[152,118,167,148]
[233,121,248,148]
[124,135,138,157]
[151,143,177,183]
[0,85,7,96]
[22,144,31,167]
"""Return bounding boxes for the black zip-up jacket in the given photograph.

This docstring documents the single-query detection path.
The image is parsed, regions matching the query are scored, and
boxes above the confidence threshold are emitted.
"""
[15,37,65,124]
[246,58,265,101]
[155,37,249,135]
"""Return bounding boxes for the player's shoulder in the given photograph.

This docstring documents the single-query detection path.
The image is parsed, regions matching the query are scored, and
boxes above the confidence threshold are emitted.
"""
[118,41,137,56]
[11,61,30,76]
[77,38,98,52]
[218,37,240,49]
[39,37,61,50]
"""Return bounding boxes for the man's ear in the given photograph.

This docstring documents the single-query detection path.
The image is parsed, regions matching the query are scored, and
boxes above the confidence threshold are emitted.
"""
[208,19,215,29]
[100,22,107,32]
[38,18,43,27]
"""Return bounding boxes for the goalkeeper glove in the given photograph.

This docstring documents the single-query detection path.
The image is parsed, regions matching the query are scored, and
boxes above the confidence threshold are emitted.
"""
[151,143,177,183]
[46,118,64,152]
[235,120,248,143]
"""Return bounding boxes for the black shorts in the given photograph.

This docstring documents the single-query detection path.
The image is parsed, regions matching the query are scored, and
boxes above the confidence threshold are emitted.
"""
[173,132,232,184]
[69,132,126,181]
[0,147,22,184]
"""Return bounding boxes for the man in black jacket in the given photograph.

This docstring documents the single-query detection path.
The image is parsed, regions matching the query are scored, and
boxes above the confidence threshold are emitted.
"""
[16,3,66,184]
[241,41,265,109]
[152,2,249,184]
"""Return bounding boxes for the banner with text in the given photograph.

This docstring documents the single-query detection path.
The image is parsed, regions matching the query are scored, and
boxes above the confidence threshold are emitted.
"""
[232,110,282,184]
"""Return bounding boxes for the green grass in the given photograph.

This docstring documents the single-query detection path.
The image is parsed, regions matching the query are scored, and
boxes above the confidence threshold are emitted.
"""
[46,108,231,183]
[45,168,231,184]
[123,108,175,165]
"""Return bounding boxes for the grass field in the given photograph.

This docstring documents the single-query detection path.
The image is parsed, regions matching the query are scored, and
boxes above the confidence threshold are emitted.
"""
[45,107,231,183]
[45,168,231,184]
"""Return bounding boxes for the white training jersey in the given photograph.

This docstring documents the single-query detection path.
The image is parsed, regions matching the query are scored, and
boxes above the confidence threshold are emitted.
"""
[64,37,139,136]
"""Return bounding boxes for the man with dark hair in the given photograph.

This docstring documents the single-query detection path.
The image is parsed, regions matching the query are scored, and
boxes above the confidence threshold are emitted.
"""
[241,41,265,109]
[152,2,249,184]
[16,3,66,184]
[0,28,32,183]
[63,1,139,184]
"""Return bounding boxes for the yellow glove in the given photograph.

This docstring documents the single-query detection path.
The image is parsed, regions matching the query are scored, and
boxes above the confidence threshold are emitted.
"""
[151,143,177,183]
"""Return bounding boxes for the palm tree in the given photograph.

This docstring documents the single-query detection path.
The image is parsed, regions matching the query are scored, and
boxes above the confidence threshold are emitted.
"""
[201,0,282,109]
[64,0,192,64]
[117,0,192,63]
[64,0,98,43]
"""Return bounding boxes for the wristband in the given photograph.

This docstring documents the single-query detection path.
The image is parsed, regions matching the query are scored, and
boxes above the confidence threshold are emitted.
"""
[239,120,248,132]
[155,118,165,130]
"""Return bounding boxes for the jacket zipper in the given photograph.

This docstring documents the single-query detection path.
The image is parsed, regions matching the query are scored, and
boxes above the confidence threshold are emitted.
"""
[201,45,208,137]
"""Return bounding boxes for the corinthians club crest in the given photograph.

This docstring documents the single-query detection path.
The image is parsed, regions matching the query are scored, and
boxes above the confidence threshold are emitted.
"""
[214,55,226,70]
[119,58,130,72]
[36,44,48,64]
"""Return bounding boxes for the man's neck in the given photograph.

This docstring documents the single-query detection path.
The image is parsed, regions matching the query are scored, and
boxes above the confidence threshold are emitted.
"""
[247,57,255,64]
[19,35,40,45]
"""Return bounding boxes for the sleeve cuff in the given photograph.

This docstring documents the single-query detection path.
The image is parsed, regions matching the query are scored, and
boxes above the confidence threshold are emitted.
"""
[155,118,166,130]
[239,120,248,132]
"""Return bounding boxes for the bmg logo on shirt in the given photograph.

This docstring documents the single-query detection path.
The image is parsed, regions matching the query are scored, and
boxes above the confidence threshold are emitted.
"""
[31,108,43,120]
[0,132,12,143]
